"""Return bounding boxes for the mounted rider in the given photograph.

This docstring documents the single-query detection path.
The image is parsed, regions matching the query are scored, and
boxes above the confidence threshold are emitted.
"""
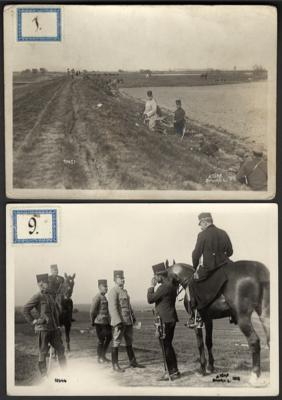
[90,279,112,364]
[23,273,66,378]
[188,212,233,328]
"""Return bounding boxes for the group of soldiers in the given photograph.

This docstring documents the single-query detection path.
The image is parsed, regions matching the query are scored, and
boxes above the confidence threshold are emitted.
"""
[143,90,267,191]
[22,212,234,381]
[143,90,186,137]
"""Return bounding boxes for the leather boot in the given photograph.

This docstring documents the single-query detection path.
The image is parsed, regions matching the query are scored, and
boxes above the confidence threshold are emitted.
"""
[102,346,111,363]
[38,361,47,377]
[97,343,104,363]
[111,348,125,372]
[126,345,145,368]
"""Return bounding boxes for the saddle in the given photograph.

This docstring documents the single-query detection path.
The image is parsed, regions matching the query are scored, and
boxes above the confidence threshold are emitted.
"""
[190,264,229,310]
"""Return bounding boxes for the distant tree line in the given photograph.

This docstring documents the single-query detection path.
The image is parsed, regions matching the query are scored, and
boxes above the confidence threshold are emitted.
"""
[21,68,48,74]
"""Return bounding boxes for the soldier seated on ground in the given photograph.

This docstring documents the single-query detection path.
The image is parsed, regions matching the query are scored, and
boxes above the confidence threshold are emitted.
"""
[90,279,112,364]
[173,99,186,136]
[23,274,66,378]
[236,145,267,191]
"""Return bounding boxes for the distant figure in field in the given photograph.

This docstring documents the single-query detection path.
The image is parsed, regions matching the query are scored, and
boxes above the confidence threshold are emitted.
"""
[144,90,158,131]
[236,145,267,191]
[174,100,186,136]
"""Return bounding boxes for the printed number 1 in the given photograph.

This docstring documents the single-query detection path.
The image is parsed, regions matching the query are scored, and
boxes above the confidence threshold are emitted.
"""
[28,217,37,235]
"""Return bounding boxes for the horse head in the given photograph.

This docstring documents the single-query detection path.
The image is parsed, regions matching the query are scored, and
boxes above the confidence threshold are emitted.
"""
[166,262,194,287]
[62,273,76,298]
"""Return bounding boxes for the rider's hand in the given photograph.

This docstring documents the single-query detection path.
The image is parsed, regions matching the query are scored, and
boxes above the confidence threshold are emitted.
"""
[194,271,199,280]
[32,319,38,325]
[151,277,157,287]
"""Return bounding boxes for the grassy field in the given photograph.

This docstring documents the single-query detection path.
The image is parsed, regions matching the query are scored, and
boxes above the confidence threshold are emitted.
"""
[12,73,254,191]
[15,308,270,389]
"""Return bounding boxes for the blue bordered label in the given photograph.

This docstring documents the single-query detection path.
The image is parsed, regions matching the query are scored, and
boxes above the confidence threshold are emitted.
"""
[17,8,61,42]
[13,209,58,244]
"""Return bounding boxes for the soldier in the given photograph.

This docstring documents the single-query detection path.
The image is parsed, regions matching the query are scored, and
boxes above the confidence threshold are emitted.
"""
[188,213,233,328]
[23,274,66,377]
[48,264,64,298]
[147,263,180,381]
[90,279,112,364]
[236,145,267,191]
[108,270,145,372]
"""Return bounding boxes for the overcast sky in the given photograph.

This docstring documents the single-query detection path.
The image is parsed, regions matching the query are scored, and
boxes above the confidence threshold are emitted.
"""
[9,5,277,73]
[10,204,277,306]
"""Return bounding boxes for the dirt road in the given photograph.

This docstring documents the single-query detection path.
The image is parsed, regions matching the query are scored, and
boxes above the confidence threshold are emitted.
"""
[13,76,249,190]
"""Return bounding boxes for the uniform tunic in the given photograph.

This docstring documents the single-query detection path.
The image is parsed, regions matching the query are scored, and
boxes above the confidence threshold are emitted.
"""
[108,285,135,347]
[147,280,179,375]
[90,293,110,325]
[237,156,267,191]
[192,224,233,280]
[48,275,64,297]
[90,293,112,350]
[23,290,65,362]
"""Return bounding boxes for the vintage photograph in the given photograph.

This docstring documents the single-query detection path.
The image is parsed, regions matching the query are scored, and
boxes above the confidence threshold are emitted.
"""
[4,5,277,199]
[6,204,278,396]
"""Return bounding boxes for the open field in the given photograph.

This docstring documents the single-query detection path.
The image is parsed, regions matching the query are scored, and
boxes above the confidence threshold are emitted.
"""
[117,70,267,88]
[12,73,256,191]
[15,308,270,389]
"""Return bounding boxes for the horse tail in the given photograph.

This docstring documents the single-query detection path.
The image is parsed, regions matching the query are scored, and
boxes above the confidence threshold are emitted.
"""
[256,263,270,347]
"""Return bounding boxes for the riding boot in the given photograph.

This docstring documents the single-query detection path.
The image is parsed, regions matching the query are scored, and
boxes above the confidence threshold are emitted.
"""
[111,348,125,372]
[97,343,105,364]
[126,345,145,368]
[38,360,47,377]
[102,344,111,363]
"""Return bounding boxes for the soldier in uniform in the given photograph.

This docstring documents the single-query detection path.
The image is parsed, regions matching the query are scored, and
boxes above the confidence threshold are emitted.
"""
[23,273,66,377]
[147,262,180,381]
[108,270,145,372]
[48,264,64,298]
[188,212,233,328]
[236,145,267,191]
[90,279,112,364]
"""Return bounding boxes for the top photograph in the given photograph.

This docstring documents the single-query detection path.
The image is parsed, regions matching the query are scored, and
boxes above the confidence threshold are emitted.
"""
[4,5,277,199]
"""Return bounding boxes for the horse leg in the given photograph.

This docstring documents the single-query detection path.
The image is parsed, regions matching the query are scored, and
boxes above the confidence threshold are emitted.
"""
[195,327,206,375]
[65,323,71,352]
[257,283,270,348]
[237,315,261,380]
[205,320,214,373]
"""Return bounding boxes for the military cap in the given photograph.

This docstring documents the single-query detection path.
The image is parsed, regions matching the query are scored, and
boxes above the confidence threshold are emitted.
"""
[98,279,107,286]
[114,270,124,279]
[50,264,58,270]
[152,262,167,275]
[198,212,213,225]
[36,273,49,284]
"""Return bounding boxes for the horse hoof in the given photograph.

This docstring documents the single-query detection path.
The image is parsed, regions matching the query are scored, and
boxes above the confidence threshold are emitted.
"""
[249,372,267,387]
[194,369,206,377]
[206,366,214,374]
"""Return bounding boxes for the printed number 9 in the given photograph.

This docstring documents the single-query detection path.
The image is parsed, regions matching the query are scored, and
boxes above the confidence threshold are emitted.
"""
[28,217,37,235]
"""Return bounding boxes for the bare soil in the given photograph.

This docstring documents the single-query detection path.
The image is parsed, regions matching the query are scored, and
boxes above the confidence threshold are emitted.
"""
[15,310,270,389]
[13,75,252,191]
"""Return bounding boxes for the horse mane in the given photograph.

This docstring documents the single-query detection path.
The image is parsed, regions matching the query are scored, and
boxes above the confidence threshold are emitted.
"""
[167,262,195,287]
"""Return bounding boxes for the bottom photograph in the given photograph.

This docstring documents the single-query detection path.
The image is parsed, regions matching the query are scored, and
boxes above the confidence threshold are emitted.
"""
[6,203,278,396]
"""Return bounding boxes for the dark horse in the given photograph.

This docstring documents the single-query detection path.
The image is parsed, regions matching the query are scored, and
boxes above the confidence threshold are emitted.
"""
[56,273,76,351]
[167,261,270,385]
